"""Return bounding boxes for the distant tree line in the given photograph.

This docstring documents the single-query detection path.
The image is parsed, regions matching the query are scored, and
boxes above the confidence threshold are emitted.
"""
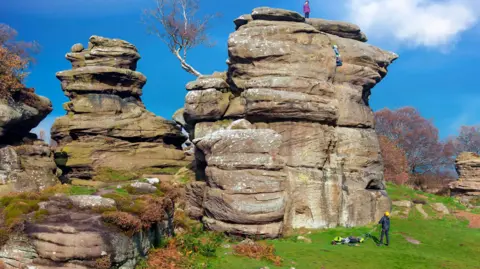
[375,107,479,192]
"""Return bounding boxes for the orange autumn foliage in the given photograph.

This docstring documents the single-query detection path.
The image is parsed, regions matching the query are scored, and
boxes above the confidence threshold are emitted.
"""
[0,23,39,99]
[233,241,283,266]
[378,135,409,185]
[147,240,186,269]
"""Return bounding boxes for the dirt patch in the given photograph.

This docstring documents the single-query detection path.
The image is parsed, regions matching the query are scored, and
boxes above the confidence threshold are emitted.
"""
[455,211,480,228]
[403,235,421,245]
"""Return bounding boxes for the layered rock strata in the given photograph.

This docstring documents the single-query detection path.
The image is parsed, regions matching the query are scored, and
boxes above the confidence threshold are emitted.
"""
[0,194,169,269]
[51,36,189,180]
[184,7,396,237]
[0,88,59,193]
[450,152,480,204]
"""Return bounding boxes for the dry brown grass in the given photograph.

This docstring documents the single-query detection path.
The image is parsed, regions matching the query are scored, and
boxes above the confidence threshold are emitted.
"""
[101,212,141,236]
[94,254,111,269]
[147,240,188,269]
[233,240,282,266]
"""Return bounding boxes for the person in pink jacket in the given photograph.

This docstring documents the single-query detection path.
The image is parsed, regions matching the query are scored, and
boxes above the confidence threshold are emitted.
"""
[303,0,311,18]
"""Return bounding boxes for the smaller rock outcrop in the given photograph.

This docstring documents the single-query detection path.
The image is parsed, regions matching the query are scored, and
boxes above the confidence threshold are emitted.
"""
[51,36,189,181]
[0,191,173,268]
[450,152,480,204]
[1,88,59,194]
[188,121,287,238]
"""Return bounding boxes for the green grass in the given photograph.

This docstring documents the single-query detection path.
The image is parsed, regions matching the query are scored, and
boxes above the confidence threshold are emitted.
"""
[387,182,467,211]
[68,185,96,195]
[94,168,138,182]
[208,216,480,269]
[197,184,480,269]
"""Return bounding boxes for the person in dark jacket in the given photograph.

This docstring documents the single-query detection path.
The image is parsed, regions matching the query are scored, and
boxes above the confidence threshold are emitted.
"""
[378,211,390,246]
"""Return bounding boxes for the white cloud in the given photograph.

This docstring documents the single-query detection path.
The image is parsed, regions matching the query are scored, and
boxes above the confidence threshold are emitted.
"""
[344,0,480,49]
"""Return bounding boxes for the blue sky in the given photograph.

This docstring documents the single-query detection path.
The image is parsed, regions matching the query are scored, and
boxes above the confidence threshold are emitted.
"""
[2,0,480,141]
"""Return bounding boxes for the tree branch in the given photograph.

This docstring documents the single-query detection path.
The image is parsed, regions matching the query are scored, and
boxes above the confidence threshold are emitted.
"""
[174,48,201,76]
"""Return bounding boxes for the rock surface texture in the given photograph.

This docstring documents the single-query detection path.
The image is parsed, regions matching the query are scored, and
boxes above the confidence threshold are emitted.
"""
[450,152,480,204]
[183,7,396,237]
[0,194,168,269]
[0,87,59,193]
[51,36,189,180]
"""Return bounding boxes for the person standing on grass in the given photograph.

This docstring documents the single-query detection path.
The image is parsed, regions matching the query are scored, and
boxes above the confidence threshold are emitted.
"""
[377,211,390,246]
[303,0,310,18]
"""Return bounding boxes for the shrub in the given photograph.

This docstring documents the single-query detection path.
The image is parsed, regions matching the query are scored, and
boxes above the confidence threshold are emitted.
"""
[101,212,142,236]
[176,227,225,258]
[94,254,111,269]
[146,240,188,269]
[135,258,149,269]
[2,198,40,227]
[139,196,167,228]
[32,209,49,222]
[233,240,283,266]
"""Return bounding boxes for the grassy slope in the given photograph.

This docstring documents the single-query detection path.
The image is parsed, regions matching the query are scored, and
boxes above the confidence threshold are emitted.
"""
[206,184,480,269]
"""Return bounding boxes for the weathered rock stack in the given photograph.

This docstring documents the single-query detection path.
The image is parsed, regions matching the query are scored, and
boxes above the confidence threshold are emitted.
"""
[0,88,59,194]
[450,152,480,204]
[51,36,189,180]
[184,8,396,237]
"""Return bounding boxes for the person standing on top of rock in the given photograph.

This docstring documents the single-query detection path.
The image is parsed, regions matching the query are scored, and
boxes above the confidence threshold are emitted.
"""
[377,211,390,246]
[303,0,311,18]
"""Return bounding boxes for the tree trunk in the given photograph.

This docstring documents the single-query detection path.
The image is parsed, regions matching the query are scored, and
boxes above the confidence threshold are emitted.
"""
[174,50,201,77]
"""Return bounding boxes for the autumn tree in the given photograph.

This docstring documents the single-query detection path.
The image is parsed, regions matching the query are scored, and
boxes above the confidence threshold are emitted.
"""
[0,24,39,98]
[375,107,455,175]
[451,125,480,154]
[143,0,219,77]
[378,135,409,185]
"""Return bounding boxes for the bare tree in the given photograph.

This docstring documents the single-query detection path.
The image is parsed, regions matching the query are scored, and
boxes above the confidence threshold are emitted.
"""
[143,0,218,77]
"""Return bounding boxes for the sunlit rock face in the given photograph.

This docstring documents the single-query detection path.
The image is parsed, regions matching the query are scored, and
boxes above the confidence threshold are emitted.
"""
[184,7,397,237]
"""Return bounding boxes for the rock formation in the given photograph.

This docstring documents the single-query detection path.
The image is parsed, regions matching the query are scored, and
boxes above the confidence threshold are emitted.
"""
[450,152,480,204]
[184,7,396,237]
[0,88,59,194]
[51,36,189,181]
[0,193,170,269]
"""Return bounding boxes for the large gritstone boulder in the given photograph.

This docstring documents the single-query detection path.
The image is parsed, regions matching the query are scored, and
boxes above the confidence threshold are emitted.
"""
[183,7,396,236]
[51,36,189,181]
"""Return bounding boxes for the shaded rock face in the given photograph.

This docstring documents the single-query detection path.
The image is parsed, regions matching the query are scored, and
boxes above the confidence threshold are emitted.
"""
[0,88,59,193]
[450,152,480,203]
[0,141,58,194]
[51,36,189,180]
[183,8,396,237]
[0,196,167,269]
